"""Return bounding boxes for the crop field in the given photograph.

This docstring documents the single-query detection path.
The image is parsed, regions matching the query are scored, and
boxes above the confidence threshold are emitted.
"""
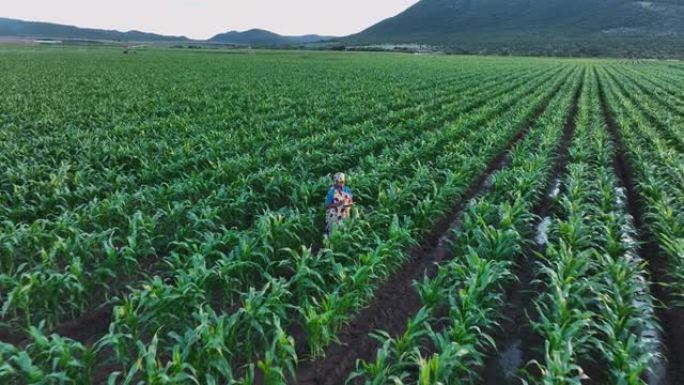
[0,48,683,385]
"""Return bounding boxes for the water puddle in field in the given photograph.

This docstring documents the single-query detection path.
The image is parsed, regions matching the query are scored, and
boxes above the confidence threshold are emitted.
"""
[632,273,668,385]
[616,186,626,204]
[615,186,670,385]
[497,339,523,379]
[548,177,561,198]
[535,217,552,246]
[647,336,669,385]
[616,187,638,258]
[437,217,464,248]
[437,234,451,248]
[485,174,496,189]
[638,289,669,385]
[631,257,669,385]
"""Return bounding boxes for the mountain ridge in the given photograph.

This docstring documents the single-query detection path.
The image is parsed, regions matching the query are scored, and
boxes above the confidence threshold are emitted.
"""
[0,17,335,46]
[346,0,684,56]
[0,17,189,42]
[209,28,334,46]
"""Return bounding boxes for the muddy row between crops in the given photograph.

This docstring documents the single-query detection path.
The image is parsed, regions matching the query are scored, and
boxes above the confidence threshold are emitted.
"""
[477,72,585,385]
[597,70,684,385]
[290,74,573,385]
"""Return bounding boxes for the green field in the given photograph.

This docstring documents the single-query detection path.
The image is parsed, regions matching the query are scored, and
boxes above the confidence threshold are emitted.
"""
[1,48,683,384]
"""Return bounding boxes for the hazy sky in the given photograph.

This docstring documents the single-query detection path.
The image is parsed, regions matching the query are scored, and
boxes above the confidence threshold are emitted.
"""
[3,1,419,39]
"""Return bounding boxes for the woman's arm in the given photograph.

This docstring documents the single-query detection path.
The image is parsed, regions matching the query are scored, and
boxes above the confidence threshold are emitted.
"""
[325,188,344,209]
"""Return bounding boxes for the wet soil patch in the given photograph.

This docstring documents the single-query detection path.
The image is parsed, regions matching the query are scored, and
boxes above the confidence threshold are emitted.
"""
[54,306,113,345]
[0,305,112,348]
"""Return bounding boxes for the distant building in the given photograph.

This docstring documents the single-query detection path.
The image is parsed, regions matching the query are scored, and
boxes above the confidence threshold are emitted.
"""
[34,39,62,44]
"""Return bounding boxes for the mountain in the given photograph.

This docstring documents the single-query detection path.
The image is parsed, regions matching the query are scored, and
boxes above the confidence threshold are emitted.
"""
[346,0,684,56]
[0,17,189,42]
[209,29,335,46]
[0,18,334,47]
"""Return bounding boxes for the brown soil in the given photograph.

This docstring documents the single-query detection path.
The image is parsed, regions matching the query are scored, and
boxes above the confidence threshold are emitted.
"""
[0,306,112,348]
[54,306,112,345]
[291,72,568,385]
[597,70,684,385]
[0,327,23,346]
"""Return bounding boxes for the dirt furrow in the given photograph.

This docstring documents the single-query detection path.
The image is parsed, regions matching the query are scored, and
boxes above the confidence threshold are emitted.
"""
[292,73,572,385]
[479,71,584,385]
[597,69,684,385]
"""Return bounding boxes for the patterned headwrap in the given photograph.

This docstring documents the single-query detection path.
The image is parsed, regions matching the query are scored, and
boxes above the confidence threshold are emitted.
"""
[334,172,346,184]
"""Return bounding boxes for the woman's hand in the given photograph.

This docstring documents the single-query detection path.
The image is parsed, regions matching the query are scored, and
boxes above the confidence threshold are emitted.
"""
[327,198,352,210]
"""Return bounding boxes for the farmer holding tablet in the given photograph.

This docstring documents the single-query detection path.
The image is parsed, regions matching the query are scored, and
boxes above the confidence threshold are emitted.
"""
[325,172,353,236]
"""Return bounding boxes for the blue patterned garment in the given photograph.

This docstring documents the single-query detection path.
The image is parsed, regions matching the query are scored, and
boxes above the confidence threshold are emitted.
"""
[325,186,353,235]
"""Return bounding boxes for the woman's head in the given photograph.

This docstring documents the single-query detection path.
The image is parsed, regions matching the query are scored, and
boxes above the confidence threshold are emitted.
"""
[333,172,346,187]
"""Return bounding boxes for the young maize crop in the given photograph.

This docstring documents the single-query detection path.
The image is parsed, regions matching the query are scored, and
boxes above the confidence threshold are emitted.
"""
[0,49,683,384]
[530,67,660,384]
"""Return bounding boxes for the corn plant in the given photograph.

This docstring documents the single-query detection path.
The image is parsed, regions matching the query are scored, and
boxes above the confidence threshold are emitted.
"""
[0,324,95,385]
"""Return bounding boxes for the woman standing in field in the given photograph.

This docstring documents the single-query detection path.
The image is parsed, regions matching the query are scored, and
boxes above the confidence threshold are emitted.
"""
[325,173,353,236]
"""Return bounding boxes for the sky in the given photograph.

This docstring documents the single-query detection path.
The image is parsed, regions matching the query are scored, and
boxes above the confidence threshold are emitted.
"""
[2,0,419,39]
